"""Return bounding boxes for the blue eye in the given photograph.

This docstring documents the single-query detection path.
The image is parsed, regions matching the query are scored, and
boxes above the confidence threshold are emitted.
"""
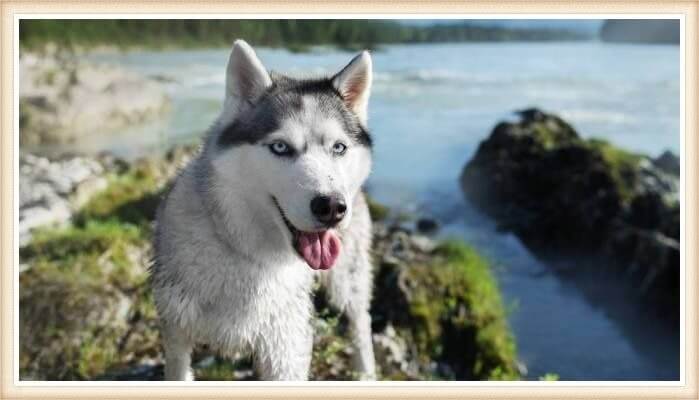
[269,141,293,156]
[332,142,347,156]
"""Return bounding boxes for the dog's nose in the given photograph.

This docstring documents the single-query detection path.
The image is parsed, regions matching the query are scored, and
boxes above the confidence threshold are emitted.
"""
[310,195,347,225]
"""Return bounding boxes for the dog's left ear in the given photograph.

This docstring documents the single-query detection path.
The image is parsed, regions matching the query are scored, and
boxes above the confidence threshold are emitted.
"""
[332,51,373,125]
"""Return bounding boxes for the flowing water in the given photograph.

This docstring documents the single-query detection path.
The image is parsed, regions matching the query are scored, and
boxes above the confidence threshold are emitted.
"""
[47,42,679,380]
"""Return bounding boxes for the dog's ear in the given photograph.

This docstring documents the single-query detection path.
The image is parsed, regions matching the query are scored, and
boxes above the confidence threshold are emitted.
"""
[332,51,373,125]
[225,40,272,115]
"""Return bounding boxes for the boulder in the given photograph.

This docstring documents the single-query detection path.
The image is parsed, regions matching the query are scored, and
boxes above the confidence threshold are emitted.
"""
[19,52,170,146]
[19,153,107,247]
[460,108,680,320]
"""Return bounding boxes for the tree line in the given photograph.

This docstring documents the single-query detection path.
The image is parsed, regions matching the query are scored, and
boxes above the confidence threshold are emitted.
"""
[20,19,588,50]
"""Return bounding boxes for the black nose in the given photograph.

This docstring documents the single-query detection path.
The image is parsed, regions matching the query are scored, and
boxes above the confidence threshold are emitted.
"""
[310,195,347,225]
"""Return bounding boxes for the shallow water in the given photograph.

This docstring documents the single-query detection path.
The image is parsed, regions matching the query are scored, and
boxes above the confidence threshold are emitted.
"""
[48,41,679,380]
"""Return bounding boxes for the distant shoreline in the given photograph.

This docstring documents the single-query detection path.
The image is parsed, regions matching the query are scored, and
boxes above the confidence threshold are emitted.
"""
[19,19,592,53]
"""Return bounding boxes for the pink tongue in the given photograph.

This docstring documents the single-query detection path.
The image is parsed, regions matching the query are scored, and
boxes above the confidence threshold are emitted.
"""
[297,230,341,270]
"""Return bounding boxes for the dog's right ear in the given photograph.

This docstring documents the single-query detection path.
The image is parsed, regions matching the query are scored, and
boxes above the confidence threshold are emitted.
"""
[224,40,272,116]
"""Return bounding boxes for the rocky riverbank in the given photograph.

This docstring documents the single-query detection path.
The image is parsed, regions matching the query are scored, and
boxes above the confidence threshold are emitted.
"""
[19,50,171,146]
[19,146,520,381]
[460,109,680,322]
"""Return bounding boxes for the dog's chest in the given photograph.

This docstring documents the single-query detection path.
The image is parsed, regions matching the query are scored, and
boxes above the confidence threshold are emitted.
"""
[190,257,315,346]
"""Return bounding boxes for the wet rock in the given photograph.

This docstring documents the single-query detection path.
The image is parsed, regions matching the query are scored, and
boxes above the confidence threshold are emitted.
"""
[653,150,680,176]
[416,217,439,235]
[460,108,680,320]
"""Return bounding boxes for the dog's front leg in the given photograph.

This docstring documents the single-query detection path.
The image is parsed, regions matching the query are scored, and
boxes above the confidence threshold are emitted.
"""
[162,323,194,381]
[347,303,377,380]
[253,321,313,380]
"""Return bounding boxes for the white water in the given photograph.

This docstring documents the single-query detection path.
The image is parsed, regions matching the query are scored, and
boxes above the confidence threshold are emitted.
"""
[71,42,679,380]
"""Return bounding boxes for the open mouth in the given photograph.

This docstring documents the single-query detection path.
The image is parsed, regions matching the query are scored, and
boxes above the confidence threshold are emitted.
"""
[271,196,342,270]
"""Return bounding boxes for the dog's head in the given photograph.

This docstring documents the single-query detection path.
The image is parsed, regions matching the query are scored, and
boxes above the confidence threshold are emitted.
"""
[208,40,373,270]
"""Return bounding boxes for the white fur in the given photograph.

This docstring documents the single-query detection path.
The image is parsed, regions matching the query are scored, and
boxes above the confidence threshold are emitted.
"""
[152,40,376,381]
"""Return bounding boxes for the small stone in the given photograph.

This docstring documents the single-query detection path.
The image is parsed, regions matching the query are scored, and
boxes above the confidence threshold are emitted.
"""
[416,217,439,234]
[411,235,437,254]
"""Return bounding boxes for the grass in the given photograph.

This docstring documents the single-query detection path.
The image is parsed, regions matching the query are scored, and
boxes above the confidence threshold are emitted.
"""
[20,247,139,379]
[75,160,164,230]
[405,240,519,380]
[539,372,560,381]
[19,160,165,380]
[373,239,519,380]
[195,356,255,381]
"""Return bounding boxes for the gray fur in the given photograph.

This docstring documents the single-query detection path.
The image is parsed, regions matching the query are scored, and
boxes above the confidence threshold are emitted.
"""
[150,40,376,381]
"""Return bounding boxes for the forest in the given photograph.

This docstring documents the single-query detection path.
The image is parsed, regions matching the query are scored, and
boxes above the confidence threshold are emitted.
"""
[20,19,588,50]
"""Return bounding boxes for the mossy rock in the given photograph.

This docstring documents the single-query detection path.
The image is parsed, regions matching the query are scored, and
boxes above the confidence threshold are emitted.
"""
[461,108,648,252]
[18,157,174,380]
[372,240,519,380]
[461,108,680,322]
[19,220,157,380]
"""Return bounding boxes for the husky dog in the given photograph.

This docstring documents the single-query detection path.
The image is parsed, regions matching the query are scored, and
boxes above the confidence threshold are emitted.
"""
[150,40,376,381]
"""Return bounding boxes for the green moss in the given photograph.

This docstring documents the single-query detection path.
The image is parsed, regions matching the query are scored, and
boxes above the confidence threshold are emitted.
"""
[20,235,156,380]
[196,356,254,381]
[525,120,643,206]
[401,240,519,380]
[19,257,135,379]
[531,124,561,150]
[310,306,357,380]
[21,220,145,285]
[76,162,164,230]
[526,118,578,151]
[586,138,643,204]
[539,372,560,381]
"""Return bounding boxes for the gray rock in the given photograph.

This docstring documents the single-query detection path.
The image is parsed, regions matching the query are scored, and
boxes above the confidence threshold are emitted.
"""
[19,53,171,146]
[653,150,680,176]
[19,153,108,246]
[416,217,439,234]
[373,324,420,379]
[410,234,437,254]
